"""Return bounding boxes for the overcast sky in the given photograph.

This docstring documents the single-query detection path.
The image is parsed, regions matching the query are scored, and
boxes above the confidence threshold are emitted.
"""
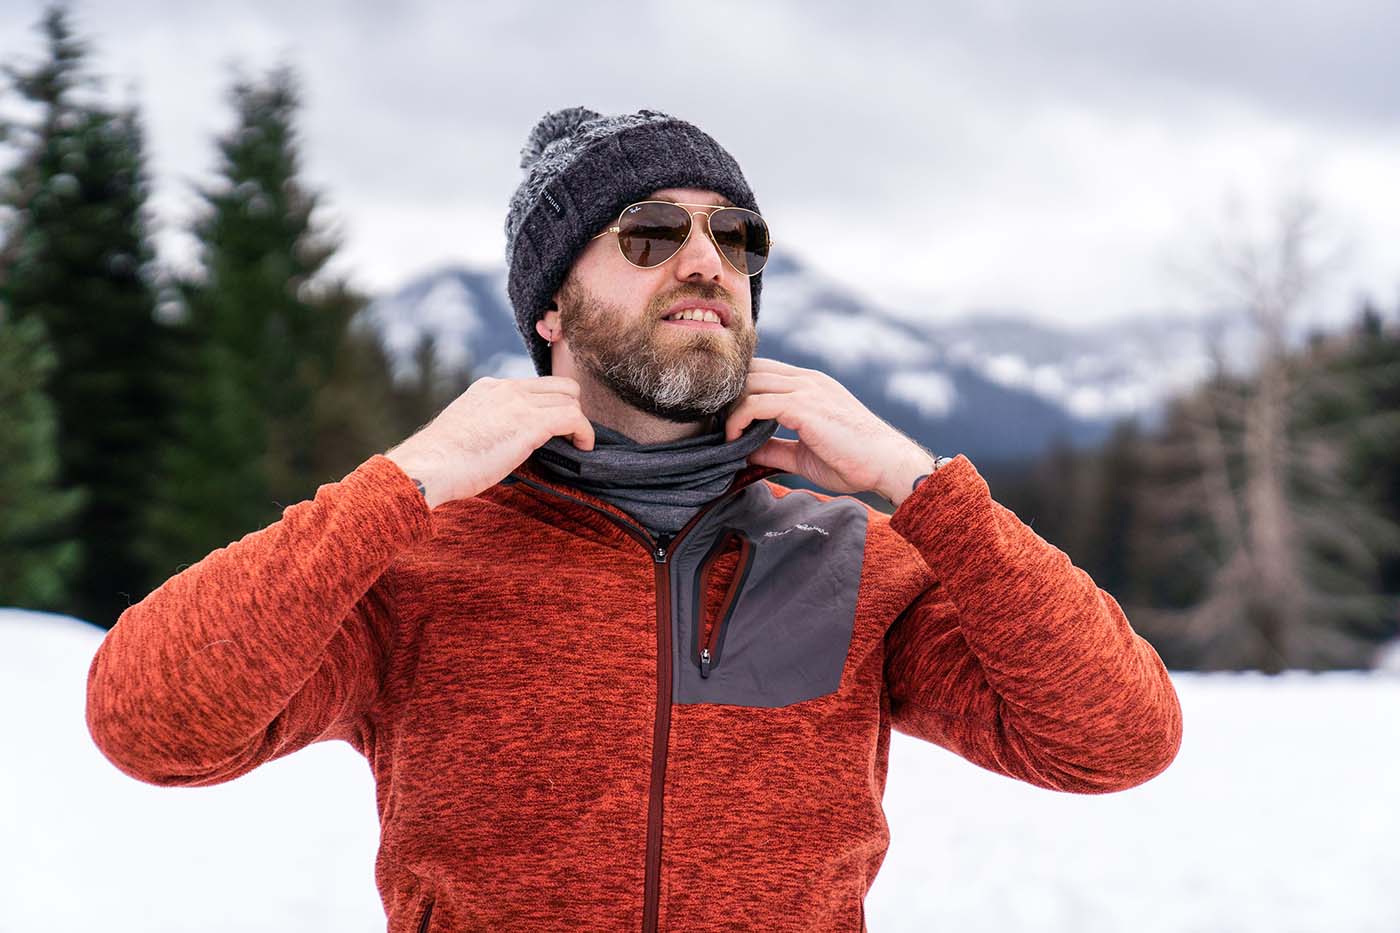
[3,0,1397,331]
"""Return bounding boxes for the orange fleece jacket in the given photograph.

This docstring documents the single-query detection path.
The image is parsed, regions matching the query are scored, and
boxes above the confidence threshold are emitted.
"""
[86,452,1182,932]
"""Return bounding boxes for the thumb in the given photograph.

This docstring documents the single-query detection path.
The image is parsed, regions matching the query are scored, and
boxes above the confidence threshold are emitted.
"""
[747,437,801,473]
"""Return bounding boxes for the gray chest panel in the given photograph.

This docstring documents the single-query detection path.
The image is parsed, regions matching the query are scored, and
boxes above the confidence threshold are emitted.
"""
[669,483,869,708]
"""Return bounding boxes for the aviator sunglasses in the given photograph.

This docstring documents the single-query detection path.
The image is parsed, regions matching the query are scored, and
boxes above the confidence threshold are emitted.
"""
[590,200,773,276]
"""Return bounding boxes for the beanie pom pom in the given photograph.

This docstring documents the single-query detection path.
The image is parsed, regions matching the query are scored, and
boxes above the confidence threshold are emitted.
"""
[520,107,601,170]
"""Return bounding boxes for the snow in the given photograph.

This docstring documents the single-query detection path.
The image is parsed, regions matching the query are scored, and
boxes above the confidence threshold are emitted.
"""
[4,607,1398,932]
[871,672,1400,933]
[937,313,1230,422]
[784,309,931,370]
[886,369,959,418]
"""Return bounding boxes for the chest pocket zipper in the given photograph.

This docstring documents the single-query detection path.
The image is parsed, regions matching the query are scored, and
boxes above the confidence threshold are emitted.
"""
[692,528,755,678]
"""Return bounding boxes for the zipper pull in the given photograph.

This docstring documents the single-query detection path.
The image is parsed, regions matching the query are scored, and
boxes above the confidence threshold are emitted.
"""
[700,647,712,678]
[654,533,673,563]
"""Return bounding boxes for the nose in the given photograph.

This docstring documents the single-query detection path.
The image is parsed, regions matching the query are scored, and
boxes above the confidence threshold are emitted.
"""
[671,209,728,283]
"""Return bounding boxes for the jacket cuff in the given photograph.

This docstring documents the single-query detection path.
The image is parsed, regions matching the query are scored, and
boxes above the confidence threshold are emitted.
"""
[342,453,437,545]
[886,454,988,575]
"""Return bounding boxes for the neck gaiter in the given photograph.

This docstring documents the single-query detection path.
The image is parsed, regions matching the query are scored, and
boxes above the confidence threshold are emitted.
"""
[528,416,781,537]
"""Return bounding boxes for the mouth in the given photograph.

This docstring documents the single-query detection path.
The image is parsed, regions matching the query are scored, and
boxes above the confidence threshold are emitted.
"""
[661,317,726,331]
[660,300,731,330]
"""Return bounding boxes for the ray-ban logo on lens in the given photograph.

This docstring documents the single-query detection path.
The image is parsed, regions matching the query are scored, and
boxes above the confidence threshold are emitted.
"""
[764,523,829,538]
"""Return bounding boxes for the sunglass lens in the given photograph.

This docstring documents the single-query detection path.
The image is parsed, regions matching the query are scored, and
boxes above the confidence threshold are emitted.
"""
[616,201,691,268]
[708,208,770,275]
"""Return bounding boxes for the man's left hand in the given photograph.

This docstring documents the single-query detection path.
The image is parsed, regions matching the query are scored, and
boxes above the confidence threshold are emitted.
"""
[724,358,937,507]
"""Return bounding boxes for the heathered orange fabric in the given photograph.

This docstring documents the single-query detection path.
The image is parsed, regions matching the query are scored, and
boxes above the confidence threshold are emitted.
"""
[86,451,1182,932]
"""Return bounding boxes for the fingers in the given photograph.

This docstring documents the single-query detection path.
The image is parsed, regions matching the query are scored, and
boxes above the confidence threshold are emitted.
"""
[724,391,797,441]
[741,371,801,394]
[747,357,810,377]
[528,393,593,449]
[528,376,581,396]
[747,436,800,473]
[563,409,595,450]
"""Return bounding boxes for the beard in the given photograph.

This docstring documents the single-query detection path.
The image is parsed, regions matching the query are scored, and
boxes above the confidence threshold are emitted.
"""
[557,276,758,424]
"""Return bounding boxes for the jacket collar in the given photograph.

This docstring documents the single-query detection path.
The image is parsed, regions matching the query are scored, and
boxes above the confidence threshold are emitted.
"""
[483,459,787,552]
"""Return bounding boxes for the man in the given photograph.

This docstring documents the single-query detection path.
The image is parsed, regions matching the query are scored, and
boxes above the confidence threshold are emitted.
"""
[87,107,1182,933]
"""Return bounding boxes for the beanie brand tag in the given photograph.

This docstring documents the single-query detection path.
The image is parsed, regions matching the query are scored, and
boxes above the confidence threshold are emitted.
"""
[542,188,565,217]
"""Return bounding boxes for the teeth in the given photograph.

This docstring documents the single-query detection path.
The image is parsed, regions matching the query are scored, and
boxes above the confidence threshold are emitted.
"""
[666,308,722,324]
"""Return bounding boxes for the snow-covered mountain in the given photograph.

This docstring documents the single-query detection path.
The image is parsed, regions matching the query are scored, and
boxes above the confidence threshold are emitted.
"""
[361,253,1257,464]
[927,308,1258,423]
[358,263,529,382]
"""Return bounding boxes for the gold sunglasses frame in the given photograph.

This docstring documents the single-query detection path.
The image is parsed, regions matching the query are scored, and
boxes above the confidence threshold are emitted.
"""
[589,200,774,277]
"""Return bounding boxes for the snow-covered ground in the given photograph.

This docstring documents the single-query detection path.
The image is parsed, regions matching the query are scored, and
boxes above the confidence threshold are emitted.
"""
[3,607,1397,932]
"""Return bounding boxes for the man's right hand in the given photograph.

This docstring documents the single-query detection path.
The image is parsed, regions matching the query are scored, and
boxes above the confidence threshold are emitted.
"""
[384,375,594,509]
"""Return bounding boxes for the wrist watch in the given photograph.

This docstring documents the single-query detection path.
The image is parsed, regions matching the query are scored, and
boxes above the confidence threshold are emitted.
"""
[911,455,956,494]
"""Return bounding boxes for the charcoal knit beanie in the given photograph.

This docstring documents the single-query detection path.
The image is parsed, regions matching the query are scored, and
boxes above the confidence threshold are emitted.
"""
[504,107,763,376]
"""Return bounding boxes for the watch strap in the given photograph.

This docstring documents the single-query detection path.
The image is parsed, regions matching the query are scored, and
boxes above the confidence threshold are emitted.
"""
[911,455,956,493]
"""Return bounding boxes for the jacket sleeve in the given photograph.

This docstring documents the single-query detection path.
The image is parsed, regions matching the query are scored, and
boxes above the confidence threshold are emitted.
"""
[86,454,435,788]
[881,455,1182,794]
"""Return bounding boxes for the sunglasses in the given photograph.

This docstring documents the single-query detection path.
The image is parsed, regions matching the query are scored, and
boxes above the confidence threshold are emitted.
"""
[590,200,773,277]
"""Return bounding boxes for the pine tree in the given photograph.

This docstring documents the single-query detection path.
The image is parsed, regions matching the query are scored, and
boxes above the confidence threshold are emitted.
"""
[0,3,91,277]
[141,63,390,577]
[1080,417,1144,600]
[194,65,340,497]
[0,310,85,609]
[0,5,175,625]
[1292,297,1400,649]
[307,281,402,481]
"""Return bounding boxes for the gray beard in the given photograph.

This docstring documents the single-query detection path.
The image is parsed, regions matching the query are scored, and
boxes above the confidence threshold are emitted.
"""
[559,281,755,423]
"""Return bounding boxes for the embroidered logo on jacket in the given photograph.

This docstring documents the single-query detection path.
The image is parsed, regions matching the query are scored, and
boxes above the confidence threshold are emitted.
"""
[763,522,829,538]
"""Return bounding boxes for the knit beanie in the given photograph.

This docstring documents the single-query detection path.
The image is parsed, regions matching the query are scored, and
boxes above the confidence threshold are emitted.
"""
[504,107,764,376]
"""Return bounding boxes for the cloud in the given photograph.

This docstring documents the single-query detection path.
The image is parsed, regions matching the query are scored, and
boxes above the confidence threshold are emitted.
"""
[2,0,1396,327]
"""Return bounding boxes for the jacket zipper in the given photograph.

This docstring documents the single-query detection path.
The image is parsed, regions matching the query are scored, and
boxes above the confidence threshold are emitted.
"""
[695,530,754,679]
[504,466,779,933]
[416,897,434,933]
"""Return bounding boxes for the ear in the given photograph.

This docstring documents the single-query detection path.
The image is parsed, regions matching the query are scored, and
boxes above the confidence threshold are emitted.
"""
[535,308,561,341]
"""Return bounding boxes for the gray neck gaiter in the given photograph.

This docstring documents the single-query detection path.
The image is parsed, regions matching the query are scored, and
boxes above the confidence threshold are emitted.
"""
[528,416,781,537]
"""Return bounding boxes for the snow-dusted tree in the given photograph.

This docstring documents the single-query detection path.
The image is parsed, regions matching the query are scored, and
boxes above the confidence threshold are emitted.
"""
[1133,194,1400,670]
